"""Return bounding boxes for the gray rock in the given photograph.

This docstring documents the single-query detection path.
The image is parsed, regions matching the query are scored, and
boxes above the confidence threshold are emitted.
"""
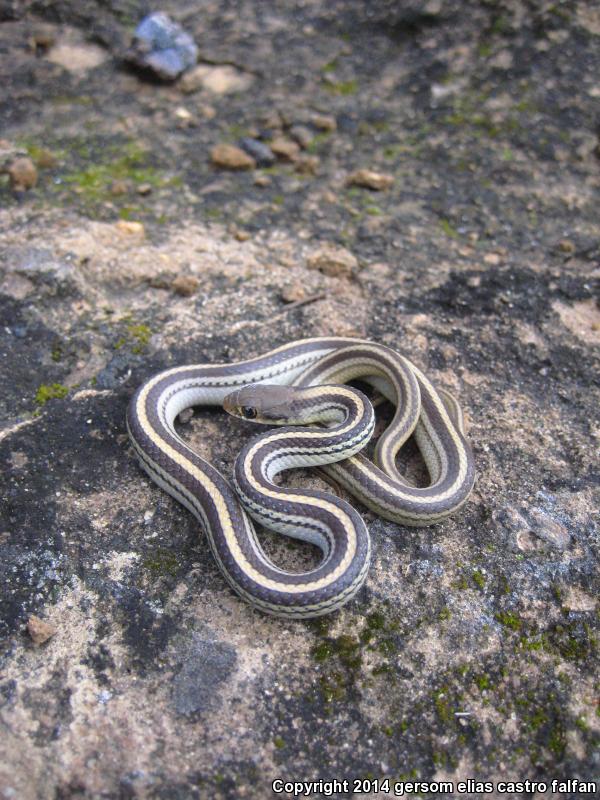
[238,138,276,167]
[128,12,198,81]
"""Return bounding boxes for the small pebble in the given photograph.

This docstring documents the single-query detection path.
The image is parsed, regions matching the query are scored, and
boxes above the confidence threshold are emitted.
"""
[172,275,199,297]
[179,408,194,424]
[295,155,319,176]
[281,283,307,303]
[483,252,501,265]
[174,106,196,128]
[174,106,192,120]
[210,143,256,170]
[110,180,130,196]
[254,174,271,187]
[116,220,145,236]
[311,113,337,132]
[557,239,575,254]
[181,65,253,95]
[137,183,153,196]
[238,138,275,167]
[270,137,300,162]
[307,245,358,278]
[7,157,38,191]
[27,615,56,645]
[346,169,393,190]
[129,12,198,81]
[289,125,313,149]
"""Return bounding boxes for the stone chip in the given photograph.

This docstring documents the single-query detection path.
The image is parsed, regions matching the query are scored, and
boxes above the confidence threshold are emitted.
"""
[307,245,358,278]
[346,169,394,190]
[210,143,256,170]
[27,615,57,645]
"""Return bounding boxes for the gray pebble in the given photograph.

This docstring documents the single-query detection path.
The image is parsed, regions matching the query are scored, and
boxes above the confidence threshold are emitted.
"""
[129,12,198,81]
[239,138,276,167]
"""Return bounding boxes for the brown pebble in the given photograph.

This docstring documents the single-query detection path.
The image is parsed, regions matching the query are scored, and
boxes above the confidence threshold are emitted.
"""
[346,169,393,191]
[307,245,358,278]
[483,252,501,265]
[254,174,272,187]
[289,125,313,149]
[110,179,130,196]
[210,143,256,170]
[116,220,145,236]
[7,157,38,191]
[295,155,320,176]
[280,283,307,303]
[172,275,200,297]
[557,239,575,254]
[270,137,300,162]
[137,183,153,196]
[234,229,251,242]
[312,113,337,132]
[27,615,56,645]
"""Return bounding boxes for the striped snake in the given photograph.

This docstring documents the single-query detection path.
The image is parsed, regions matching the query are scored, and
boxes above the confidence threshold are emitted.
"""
[126,338,475,618]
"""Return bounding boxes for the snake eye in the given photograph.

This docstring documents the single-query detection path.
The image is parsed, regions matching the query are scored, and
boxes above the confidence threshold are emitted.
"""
[242,406,257,419]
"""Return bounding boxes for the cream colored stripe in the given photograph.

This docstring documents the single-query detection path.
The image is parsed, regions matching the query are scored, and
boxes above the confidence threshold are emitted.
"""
[136,381,356,593]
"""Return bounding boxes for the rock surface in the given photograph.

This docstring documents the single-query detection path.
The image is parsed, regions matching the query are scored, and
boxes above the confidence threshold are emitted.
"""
[0,1,598,798]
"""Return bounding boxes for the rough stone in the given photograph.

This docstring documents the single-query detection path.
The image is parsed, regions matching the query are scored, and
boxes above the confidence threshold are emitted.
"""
[238,137,276,167]
[294,154,319,175]
[6,156,37,191]
[171,275,199,297]
[270,136,300,162]
[26,615,56,645]
[210,143,256,170]
[109,179,129,196]
[128,12,198,81]
[307,244,358,277]
[346,168,394,190]
[115,220,144,237]
[311,113,337,132]
[280,282,307,303]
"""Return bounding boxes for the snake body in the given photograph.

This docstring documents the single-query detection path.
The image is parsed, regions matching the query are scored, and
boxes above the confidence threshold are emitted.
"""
[126,338,475,617]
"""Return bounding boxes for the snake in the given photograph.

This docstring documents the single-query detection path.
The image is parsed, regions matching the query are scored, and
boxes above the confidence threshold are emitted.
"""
[126,338,475,618]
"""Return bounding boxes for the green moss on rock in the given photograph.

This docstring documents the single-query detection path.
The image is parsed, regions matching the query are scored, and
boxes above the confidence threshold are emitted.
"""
[35,383,68,406]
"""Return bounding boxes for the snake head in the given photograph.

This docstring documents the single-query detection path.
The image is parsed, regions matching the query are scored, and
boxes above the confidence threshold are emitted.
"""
[223,384,301,424]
